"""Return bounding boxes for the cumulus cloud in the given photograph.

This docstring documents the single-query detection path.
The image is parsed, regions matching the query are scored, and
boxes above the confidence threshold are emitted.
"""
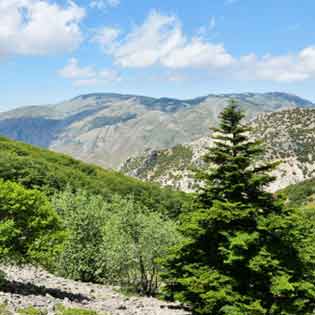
[239,47,315,82]
[90,0,120,10]
[0,0,85,57]
[163,39,234,69]
[96,11,234,69]
[92,8,315,84]
[58,58,121,86]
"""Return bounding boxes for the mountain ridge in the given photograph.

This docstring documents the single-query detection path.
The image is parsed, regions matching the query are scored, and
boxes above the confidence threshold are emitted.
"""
[0,91,313,169]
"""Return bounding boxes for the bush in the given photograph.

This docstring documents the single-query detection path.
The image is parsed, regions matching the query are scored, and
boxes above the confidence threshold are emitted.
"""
[52,190,182,295]
[99,196,182,295]
[0,179,61,264]
[52,189,108,282]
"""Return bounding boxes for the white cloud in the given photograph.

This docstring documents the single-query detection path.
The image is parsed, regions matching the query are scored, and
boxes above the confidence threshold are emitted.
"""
[90,0,120,10]
[0,0,85,56]
[95,10,315,83]
[58,58,121,86]
[93,8,315,83]
[58,58,96,79]
[97,10,234,69]
[239,47,315,82]
[163,39,234,68]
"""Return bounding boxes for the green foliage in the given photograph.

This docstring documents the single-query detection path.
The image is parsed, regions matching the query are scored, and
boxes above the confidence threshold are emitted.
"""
[281,178,315,207]
[52,190,181,295]
[99,196,182,295]
[0,303,11,315]
[0,136,188,217]
[0,179,61,263]
[52,189,108,282]
[17,306,47,315]
[162,102,315,314]
[55,304,102,315]
[122,145,193,181]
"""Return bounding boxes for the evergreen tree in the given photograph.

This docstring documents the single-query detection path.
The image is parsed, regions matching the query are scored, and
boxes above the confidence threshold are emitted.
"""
[162,102,315,315]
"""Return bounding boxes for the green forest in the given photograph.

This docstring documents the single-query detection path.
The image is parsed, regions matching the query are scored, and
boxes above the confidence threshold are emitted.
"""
[1,103,315,314]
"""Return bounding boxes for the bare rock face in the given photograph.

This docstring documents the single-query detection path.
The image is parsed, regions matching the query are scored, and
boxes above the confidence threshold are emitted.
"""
[121,108,315,193]
[0,265,190,315]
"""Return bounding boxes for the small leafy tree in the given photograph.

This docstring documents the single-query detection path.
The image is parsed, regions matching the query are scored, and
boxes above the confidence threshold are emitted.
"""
[52,190,181,294]
[162,102,315,314]
[100,196,181,295]
[52,188,109,282]
[0,179,61,264]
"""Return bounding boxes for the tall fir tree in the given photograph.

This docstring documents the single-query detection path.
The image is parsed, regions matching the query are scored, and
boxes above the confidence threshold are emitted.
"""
[162,101,315,315]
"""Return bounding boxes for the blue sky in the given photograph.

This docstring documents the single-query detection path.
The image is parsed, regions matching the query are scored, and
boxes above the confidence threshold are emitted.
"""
[1,0,315,110]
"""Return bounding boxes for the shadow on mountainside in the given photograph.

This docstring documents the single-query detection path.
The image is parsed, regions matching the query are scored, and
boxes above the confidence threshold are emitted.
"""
[1,279,90,302]
[0,106,107,148]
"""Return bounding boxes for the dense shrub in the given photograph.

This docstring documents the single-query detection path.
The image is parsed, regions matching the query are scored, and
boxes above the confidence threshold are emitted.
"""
[52,189,181,295]
[0,179,61,263]
[52,189,108,282]
[99,196,182,295]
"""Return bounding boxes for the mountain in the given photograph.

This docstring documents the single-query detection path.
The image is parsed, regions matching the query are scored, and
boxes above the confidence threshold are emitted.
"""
[0,92,313,169]
[0,136,187,216]
[121,108,315,193]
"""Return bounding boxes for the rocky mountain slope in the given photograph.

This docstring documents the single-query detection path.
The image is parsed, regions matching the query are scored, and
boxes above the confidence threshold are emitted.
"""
[121,108,315,192]
[0,265,189,315]
[0,92,313,169]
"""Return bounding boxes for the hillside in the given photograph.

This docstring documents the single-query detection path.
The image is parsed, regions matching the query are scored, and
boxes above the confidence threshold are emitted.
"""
[0,92,313,169]
[121,108,315,193]
[0,136,187,216]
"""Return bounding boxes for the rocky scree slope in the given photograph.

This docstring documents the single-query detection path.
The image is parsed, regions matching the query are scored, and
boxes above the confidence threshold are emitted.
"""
[121,108,315,193]
[0,92,313,169]
[0,265,189,315]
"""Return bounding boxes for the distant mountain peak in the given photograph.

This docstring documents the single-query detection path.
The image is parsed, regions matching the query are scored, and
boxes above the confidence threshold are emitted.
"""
[0,91,314,169]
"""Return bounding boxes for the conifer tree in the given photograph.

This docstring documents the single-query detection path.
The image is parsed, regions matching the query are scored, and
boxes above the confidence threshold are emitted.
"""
[163,102,315,315]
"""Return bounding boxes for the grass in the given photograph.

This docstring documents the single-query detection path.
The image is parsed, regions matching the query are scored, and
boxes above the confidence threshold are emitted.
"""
[55,304,106,315]
[0,304,11,315]
[17,306,47,315]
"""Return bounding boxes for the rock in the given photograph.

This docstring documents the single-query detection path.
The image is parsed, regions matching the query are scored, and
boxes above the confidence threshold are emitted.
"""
[0,264,190,315]
[117,304,127,310]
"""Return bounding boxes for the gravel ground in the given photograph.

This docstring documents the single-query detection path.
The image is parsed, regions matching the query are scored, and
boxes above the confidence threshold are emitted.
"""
[0,265,190,315]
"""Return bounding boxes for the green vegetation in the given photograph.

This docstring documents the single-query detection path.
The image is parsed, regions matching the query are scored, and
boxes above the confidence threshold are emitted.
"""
[0,135,187,294]
[0,179,61,264]
[55,304,104,315]
[281,177,315,207]
[52,189,181,295]
[2,102,315,314]
[162,103,315,314]
[122,145,193,182]
[0,304,11,315]
[17,306,47,315]
[0,136,188,217]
